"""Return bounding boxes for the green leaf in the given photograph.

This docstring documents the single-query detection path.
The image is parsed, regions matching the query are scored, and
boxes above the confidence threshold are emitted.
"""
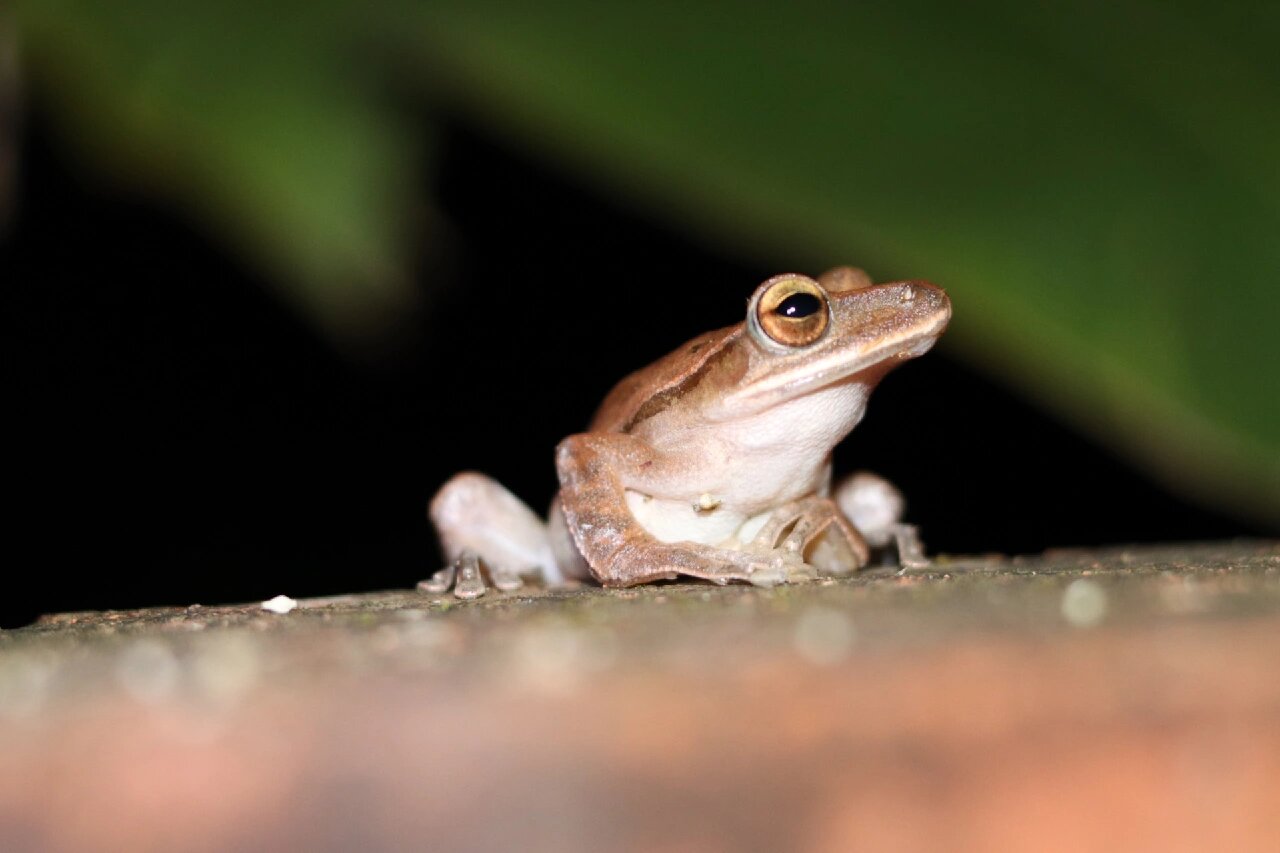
[401,0,1280,522]
[15,0,423,341]
[13,0,1278,521]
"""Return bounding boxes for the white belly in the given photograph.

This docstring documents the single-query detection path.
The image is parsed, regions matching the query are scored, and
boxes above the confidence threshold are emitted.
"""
[622,380,870,548]
[625,490,774,548]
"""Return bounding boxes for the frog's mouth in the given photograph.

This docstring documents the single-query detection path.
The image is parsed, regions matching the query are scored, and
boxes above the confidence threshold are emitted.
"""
[711,309,949,420]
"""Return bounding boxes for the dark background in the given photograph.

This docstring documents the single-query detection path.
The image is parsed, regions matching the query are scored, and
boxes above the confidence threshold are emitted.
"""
[2,108,1258,629]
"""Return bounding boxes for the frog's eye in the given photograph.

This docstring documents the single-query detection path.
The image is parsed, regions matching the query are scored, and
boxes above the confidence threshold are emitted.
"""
[751,274,830,348]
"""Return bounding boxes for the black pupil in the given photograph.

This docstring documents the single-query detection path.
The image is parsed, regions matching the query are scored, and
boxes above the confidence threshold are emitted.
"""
[776,292,821,319]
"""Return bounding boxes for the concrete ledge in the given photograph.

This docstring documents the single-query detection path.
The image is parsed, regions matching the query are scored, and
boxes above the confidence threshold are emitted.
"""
[1,541,1278,851]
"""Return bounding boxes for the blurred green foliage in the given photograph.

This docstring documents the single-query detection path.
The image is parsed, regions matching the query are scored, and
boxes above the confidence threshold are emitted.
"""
[11,0,1279,522]
[15,0,421,332]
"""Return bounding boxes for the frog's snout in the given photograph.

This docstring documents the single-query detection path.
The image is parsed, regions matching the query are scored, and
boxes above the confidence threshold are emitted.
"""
[897,280,951,329]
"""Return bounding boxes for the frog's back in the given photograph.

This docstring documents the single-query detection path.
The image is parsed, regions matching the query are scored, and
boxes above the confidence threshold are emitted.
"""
[589,324,741,434]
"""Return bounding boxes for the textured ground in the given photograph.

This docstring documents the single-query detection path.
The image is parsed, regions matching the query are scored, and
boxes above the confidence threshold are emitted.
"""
[1,541,1278,852]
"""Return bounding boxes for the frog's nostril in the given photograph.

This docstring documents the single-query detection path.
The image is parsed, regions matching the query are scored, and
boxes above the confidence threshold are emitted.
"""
[903,281,948,310]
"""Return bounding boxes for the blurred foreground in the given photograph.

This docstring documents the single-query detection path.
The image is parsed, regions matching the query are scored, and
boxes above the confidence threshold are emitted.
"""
[2,540,1278,851]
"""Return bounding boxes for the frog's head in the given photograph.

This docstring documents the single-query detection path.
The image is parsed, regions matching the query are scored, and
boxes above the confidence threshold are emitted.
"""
[708,269,950,421]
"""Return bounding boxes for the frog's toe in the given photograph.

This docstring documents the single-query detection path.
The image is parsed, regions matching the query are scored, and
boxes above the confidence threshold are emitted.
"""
[418,551,496,599]
[745,554,817,587]
[418,564,456,594]
[746,562,786,588]
[452,552,487,599]
[779,515,819,554]
[490,566,524,592]
[783,560,819,584]
[892,524,931,572]
[749,504,802,551]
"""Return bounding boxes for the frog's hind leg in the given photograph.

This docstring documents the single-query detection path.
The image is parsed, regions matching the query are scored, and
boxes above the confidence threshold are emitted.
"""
[832,472,929,570]
[747,496,869,576]
[425,472,561,597]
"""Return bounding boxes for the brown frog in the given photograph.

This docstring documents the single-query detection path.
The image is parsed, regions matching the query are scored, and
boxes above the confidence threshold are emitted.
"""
[425,267,950,598]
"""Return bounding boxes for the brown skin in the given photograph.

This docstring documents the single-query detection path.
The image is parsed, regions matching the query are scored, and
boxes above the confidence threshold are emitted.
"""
[554,269,951,588]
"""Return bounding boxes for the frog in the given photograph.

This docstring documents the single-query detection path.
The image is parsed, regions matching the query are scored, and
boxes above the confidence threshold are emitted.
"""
[423,266,951,599]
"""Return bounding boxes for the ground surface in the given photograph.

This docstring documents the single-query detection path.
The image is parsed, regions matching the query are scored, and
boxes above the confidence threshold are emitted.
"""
[1,541,1278,851]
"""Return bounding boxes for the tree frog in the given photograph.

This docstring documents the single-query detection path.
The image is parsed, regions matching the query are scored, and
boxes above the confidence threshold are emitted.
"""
[424,267,950,598]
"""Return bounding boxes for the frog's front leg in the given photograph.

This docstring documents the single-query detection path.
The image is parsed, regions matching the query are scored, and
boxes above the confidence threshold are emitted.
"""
[833,472,929,570]
[748,495,869,575]
[555,434,813,588]
[424,472,562,598]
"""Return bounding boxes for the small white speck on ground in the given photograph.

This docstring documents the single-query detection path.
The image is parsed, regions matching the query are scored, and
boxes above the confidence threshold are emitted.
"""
[793,606,857,666]
[1061,578,1108,628]
[261,595,298,615]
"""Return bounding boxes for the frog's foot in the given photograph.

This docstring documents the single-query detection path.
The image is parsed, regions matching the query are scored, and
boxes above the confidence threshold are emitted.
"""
[426,472,564,598]
[887,524,929,572]
[419,550,523,600]
[742,553,816,588]
[833,471,931,571]
[748,496,869,576]
[587,539,816,590]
